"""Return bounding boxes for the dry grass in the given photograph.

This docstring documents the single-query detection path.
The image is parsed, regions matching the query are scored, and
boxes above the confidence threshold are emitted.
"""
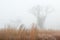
[0,24,59,40]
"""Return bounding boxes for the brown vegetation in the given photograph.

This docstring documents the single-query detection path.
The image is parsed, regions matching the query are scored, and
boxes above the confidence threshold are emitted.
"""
[0,24,60,40]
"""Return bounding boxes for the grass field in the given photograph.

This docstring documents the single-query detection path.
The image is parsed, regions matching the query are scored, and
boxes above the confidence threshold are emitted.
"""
[0,24,60,40]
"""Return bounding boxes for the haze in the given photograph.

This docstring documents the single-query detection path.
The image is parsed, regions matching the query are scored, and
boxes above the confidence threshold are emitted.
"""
[0,0,60,30]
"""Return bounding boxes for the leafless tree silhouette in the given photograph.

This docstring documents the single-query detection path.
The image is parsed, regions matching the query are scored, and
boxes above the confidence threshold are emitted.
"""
[29,5,54,28]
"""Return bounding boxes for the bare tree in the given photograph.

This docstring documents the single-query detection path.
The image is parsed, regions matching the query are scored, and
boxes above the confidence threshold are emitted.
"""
[29,5,54,28]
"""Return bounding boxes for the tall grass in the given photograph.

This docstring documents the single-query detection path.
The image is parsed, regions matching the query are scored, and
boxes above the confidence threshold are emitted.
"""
[0,24,58,40]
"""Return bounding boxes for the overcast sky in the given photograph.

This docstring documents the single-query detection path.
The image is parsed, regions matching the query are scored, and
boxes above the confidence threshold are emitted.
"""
[0,0,60,29]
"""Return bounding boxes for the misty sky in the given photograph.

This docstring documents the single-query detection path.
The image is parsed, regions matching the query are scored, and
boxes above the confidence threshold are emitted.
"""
[0,0,60,30]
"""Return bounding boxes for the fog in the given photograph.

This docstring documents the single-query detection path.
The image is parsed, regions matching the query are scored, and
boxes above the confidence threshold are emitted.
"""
[0,0,60,30]
[43,0,60,30]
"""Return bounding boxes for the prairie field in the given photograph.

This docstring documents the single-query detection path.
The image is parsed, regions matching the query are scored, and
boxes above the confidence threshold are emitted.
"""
[0,24,60,40]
